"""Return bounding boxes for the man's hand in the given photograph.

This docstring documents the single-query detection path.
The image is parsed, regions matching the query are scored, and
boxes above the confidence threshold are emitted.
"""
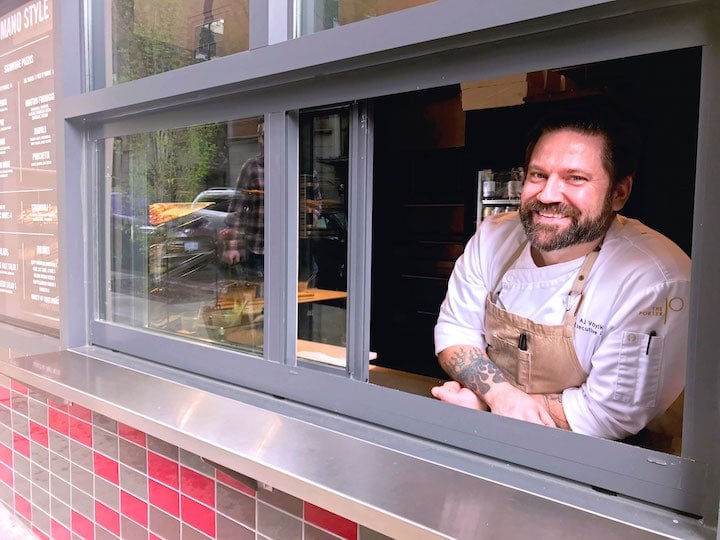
[222,249,241,265]
[484,383,556,427]
[431,381,489,411]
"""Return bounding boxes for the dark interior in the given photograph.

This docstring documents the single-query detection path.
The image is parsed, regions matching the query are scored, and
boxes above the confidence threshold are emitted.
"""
[370,47,701,378]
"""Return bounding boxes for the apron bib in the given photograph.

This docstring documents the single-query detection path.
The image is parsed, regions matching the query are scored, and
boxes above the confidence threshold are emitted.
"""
[484,246,600,394]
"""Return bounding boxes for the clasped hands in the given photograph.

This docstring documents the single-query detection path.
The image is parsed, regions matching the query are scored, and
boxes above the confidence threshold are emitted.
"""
[431,380,556,427]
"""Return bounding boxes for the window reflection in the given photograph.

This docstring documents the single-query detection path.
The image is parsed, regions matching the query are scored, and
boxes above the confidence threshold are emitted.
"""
[296,109,349,367]
[111,0,248,85]
[105,117,264,354]
[297,0,436,36]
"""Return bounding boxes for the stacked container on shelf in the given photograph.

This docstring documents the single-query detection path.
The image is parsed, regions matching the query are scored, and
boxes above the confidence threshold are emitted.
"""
[476,166,525,224]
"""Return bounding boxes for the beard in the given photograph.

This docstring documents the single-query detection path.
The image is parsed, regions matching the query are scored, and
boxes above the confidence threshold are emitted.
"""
[519,195,614,252]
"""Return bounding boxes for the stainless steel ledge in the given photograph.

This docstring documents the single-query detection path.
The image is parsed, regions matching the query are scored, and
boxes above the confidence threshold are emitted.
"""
[0,349,710,539]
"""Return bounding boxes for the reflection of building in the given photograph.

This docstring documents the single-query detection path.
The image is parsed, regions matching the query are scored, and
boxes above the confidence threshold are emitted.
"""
[115,0,249,80]
[300,0,436,34]
[227,118,261,183]
[338,0,434,23]
[194,18,221,60]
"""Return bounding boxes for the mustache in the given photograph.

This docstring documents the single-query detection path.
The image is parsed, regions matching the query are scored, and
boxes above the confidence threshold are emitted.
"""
[522,200,580,220]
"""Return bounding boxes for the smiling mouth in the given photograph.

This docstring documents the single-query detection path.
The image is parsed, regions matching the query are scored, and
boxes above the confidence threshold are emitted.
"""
[523,201,580,223]
[536,210,570,221]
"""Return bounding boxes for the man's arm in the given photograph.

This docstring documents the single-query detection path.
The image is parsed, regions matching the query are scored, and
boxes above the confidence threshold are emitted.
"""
[437,345,557,428]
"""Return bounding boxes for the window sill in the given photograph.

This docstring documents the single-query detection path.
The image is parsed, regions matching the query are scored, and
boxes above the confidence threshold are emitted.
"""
[0,346,709,539]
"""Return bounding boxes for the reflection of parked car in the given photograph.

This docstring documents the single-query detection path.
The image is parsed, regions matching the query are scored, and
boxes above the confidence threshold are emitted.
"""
[191,187,236,231]
[148,188,237,280]
[159,215,217,279]
[112,188,347,292]
[192,187,234,211]
[111,191,228,286]
[153,188,241,283]
[154,188,238,278]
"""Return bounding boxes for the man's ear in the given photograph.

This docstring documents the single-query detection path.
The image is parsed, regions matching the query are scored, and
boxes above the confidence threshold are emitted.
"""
[611,175,633,211]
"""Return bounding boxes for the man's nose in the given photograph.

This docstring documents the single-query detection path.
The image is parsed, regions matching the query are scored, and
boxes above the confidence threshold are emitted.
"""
[536,175,564,203]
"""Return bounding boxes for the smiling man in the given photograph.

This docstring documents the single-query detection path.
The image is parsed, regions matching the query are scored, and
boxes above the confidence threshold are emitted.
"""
[432,105,690,441]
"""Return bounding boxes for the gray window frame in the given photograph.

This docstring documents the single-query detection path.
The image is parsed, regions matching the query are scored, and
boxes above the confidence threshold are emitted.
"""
[57,0,720,523]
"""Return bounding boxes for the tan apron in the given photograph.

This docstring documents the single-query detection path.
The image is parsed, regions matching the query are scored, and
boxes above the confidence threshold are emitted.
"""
[484,245,600,394]
[483,243,682,451]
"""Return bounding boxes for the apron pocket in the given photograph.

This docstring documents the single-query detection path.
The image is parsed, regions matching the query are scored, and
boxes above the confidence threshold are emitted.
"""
[486,335,532,392]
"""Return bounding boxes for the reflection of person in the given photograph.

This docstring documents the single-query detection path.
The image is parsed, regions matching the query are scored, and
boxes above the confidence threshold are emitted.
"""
[300,170,322,285]
[306,170,323,226]
[220,122,264,278]
[432,106,690,440]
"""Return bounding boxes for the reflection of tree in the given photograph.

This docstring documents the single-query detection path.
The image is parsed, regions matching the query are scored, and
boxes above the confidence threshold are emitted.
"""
[112,0,250,82]
[112,0,249,84]
[113,0,191,82]
[113,123,226,212]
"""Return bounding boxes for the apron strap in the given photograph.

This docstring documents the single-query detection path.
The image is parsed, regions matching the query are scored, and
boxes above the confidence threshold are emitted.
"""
[491,241,527,300]
[562,246,601,328]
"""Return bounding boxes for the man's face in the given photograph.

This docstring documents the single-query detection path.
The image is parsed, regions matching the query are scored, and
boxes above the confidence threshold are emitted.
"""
[519,129,627,254]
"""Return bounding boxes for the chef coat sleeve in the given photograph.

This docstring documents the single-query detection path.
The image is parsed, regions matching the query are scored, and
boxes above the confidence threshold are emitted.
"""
[434,231,490,354]
[562,279,689,440]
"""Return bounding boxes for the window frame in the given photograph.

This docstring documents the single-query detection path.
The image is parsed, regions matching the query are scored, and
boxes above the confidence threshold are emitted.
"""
[59,0,720,523]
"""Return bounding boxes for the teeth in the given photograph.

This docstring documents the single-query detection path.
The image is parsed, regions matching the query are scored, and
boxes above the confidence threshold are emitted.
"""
[539,211,564,218]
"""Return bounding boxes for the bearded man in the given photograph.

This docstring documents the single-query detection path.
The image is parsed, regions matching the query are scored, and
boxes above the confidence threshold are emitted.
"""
[431,106,690,441]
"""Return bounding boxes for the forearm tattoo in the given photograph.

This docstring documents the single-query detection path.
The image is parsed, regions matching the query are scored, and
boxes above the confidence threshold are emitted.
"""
[445,347,506,396]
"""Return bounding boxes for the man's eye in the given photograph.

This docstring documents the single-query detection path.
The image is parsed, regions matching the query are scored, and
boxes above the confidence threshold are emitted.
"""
[569,175,587,183]
[528,172,546,181]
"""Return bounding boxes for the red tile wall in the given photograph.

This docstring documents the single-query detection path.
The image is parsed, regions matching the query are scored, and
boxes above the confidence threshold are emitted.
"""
[95,501,120,536]
[0,376,391,540]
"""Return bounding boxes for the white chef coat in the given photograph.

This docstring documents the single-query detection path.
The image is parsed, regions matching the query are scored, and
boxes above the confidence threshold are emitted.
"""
[434,213,691,439]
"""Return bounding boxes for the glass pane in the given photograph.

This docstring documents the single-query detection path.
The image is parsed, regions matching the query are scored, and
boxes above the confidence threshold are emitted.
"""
[297,0,436,36]
[104,117,265,355]
[296,109,349,368]
[111,0,249,85]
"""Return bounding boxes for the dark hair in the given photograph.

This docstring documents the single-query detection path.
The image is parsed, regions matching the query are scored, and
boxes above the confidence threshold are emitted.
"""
[524,104,642,187]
